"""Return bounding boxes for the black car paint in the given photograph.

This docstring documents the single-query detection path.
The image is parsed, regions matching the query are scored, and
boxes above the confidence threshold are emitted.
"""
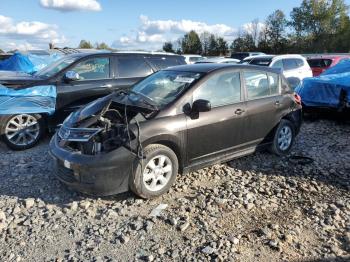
[50,64,303,196]
[0,52,185,131]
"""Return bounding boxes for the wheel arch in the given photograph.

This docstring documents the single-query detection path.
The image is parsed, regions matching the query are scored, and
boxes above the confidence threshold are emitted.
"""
[142,135,185,174]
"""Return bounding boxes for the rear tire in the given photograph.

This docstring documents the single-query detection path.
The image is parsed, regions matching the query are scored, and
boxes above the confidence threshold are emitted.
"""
[129,144,178,199]
[1,114,44,150]
[270,119,295,156]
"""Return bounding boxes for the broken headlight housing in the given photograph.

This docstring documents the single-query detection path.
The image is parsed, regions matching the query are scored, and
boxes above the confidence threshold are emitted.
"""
[58,126,103,142]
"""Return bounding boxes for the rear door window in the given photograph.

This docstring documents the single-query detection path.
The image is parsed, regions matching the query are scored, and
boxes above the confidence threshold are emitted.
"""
[193,71,241,107]
[116,56,153,78]
[243,70,280,99]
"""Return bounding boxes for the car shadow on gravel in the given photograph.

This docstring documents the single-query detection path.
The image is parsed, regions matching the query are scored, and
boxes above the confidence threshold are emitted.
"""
[0,134,136,208]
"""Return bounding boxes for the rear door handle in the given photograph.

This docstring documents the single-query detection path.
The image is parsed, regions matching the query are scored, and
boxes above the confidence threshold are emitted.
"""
[274,101,281,106]
[235,109,245,115]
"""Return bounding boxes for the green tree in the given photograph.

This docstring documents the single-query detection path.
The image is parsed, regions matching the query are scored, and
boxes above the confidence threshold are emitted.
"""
[265,10,287,54]
[95,42,110,50]
[78,40,93,49]
[0,48,4,53]
[162,42,174,53]
[207,34,219,56]
[290,0,349,52]
[216,37,228,56]
[181,30,202,54]
[231,34,256,52]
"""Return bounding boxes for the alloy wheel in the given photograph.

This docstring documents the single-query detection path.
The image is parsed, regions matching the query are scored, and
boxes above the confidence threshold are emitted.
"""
[143,154,173,192]
[277,126,292,151]
[5,114,40,147]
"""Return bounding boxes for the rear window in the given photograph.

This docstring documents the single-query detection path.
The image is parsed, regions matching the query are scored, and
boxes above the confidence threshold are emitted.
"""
[116,56,153,78]
[307,58,332,68]
[146,56,184,70]
[249,58,272,66]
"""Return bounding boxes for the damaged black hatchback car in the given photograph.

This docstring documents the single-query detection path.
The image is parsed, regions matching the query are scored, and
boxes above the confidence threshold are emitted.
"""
[50,64,302,198]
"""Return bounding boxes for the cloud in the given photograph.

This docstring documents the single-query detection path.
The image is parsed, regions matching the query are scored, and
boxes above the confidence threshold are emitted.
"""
[139,15,236,36]
[0,15,66,50]
[39,0,101,12]
[113,15,237,50]
[241,21,266,36]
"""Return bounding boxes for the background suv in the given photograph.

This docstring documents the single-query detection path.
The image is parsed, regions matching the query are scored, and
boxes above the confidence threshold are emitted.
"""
[0,52,185,149]
[242,54,313,88]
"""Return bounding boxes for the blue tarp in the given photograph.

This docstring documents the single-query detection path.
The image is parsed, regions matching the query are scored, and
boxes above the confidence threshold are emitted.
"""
[295,59,350,108]
[0,52,61,74]
[0,84,57,115]
[0,53,34,73]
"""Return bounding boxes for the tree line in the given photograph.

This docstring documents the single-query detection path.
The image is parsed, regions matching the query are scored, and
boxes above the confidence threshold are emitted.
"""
[163,0,350,55]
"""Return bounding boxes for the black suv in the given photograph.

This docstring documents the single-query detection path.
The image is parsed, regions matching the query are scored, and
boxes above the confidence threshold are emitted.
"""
[0,52,185,149]
[50,64,302,199]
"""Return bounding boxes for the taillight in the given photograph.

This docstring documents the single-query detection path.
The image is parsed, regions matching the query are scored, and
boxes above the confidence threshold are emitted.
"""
[294,93,302,105]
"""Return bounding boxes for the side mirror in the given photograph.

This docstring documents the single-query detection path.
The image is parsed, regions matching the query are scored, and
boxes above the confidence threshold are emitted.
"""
[192,99,211,113]
[64,71,80,82]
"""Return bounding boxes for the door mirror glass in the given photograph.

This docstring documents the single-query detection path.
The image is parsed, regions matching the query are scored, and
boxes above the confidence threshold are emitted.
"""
[192,99,211,112]
[64,71,80,82]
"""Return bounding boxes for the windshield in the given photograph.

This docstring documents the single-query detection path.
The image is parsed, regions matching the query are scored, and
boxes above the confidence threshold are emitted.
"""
[34,55,81,78]
[131,70,202,107]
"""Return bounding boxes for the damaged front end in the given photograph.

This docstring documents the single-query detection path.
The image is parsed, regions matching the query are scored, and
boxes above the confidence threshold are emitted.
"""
[57,92,157,155]
[50,92,158,196]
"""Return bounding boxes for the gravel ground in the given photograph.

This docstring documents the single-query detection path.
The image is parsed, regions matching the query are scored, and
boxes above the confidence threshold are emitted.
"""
[0,118,349,262]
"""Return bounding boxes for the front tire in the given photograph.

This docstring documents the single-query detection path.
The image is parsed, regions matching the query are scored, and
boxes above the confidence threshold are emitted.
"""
[270,119,295,156]
[1,114,44,150]
[129,144,178,199]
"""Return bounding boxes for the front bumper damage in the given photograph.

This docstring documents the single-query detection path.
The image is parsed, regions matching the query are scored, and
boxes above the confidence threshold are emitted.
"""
[49,92,157,196]
[50,134,137,196]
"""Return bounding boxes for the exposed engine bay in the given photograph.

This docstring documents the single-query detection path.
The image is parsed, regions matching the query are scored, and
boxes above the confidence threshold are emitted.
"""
[58,93,157,155]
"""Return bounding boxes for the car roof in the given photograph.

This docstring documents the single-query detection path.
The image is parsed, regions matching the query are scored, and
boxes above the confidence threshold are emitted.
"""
[62,51,184,60]
[164,63,281,74]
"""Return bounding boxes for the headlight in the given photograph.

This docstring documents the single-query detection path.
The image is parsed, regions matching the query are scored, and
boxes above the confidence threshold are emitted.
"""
[58,126,103,142]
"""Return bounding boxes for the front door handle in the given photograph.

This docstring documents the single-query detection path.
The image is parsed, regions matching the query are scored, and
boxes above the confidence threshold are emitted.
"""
[274,101,281,106]
[235,109,245,115]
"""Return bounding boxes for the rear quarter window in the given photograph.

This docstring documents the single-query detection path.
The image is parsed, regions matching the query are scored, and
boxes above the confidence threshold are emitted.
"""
[282,59,299,70]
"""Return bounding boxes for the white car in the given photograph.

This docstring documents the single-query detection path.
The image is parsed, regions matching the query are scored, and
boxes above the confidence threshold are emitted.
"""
[183,55,204,64]
[195,57,240,64]
[242,54,313,88]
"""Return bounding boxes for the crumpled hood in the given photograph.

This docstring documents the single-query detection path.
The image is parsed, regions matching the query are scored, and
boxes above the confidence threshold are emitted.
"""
[66,92,158,126]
